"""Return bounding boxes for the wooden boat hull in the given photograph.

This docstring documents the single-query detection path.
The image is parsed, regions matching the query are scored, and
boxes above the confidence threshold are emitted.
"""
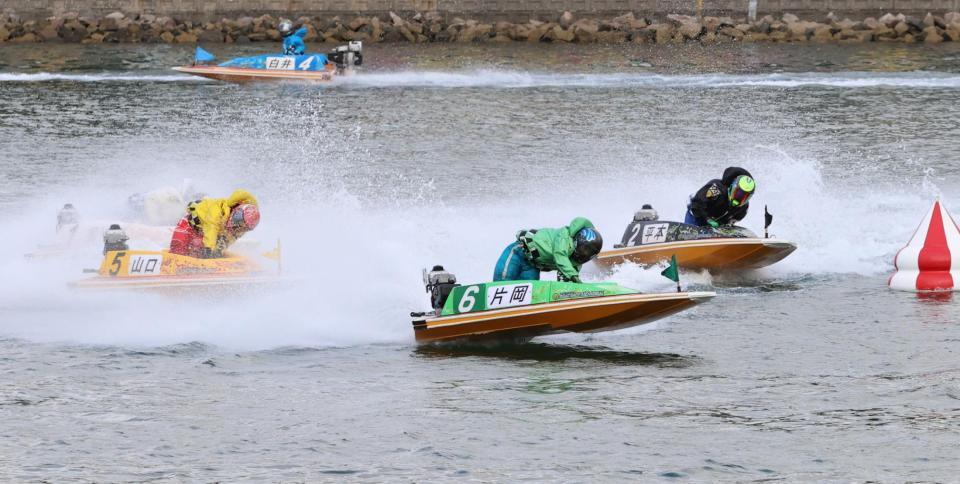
[596,238,796,271]
[412,291,714,343]
[173,66,335,84]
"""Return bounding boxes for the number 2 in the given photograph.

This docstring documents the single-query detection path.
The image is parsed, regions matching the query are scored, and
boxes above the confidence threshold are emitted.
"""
[628,224,642,246]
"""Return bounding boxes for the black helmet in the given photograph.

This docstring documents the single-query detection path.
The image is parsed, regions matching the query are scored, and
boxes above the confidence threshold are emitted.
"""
[278,20,294,37]
[571,228,603,264]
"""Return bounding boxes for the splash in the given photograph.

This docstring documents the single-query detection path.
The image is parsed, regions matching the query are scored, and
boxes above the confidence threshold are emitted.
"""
[1,67,956,349]
[0,72,205,82]
[5,70,960,89]
[334,70,960,89]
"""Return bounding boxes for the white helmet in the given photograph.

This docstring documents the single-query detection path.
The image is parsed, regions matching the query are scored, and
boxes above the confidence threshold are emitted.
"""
[278,20,294,37]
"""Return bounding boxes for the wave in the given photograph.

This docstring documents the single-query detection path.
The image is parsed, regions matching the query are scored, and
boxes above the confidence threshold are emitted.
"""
[336,70,960,89]
[0,72,206,82]
[2,69,958,88]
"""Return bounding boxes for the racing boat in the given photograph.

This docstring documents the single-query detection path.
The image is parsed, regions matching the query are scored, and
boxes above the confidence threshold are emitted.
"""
[72,249,281,290]
[72,225,282,290]
[173,42,362,83]
[595,205,796,271]
[411,266,714,344]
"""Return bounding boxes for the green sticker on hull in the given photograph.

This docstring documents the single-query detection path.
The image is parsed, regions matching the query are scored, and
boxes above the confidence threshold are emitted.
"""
[441,280,638,316]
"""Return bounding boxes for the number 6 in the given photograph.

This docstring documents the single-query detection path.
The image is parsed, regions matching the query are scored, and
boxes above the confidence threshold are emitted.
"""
[458,286,479,313]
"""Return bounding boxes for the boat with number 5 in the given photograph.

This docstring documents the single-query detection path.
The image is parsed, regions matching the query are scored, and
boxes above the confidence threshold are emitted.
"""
[71,247,282,290]
[173,42,363,84]
[411,266,714,344]
[594,206,796,272]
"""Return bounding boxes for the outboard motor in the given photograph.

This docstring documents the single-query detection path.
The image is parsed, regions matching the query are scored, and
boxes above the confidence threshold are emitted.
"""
[57,203,79,232]
[330,41,363,74]
[423,265,459,313]
[633,204,658,222]
[103,224,129,254]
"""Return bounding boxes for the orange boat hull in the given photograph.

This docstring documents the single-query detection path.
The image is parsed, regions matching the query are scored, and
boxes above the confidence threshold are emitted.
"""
[412,291,714,343]
[173,65,335,83]
[595,238,796,271]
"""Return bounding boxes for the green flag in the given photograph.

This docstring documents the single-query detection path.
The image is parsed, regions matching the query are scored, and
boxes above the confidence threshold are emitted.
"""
[661,255,679,283]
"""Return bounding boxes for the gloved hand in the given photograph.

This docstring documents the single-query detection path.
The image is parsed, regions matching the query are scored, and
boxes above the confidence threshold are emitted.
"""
[559,274,581,283]
[200,247,222,259]
[707,218,720,228]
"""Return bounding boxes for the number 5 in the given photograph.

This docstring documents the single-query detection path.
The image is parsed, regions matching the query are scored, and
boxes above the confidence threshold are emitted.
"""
[458,286,479,313]
[108,251,125,276]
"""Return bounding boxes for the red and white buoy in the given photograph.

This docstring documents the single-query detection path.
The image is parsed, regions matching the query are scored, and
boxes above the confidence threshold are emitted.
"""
[889,200,960,292]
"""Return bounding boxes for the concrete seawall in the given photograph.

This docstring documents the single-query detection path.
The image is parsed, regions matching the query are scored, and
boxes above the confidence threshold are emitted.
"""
[5,1,960,22]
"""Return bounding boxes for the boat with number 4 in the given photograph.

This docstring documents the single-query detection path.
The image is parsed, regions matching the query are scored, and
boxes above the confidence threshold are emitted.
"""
[410,266,714,343]
[594,205,796,271]
[173,42,363,84]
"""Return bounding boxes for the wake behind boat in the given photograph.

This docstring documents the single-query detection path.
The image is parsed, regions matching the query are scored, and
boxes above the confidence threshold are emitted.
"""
[173,41,363,83]
[595,205,796,271]
[411,266,714,344]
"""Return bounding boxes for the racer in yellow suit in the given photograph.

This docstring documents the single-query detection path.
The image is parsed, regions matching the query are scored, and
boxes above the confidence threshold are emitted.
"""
[170,189,260,258]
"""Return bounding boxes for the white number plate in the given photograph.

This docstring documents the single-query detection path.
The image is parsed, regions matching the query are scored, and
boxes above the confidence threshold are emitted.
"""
[486,283,533,310]
[128,255,163,276]
[264,57,296,70]
[641,223,669,244]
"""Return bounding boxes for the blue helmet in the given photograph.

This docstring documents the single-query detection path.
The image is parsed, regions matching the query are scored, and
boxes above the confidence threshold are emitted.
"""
[571,228,603,264]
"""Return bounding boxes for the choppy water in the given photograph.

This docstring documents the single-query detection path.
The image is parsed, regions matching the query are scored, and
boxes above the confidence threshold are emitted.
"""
[1,42,960,481]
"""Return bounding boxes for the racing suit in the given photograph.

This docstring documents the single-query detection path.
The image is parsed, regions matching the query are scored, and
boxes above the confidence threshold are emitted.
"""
[685,167,752,226]
[168,189,258,258]
[493,217,595,283]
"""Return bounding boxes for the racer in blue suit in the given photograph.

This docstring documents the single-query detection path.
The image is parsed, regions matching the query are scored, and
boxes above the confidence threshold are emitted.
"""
[278,21,307,55]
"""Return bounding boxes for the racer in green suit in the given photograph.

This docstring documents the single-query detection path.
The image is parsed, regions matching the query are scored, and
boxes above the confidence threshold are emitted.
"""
[493,217,603,283]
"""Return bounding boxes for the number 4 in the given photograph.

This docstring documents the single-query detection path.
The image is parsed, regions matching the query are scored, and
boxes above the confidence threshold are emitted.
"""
[298,57,313,70]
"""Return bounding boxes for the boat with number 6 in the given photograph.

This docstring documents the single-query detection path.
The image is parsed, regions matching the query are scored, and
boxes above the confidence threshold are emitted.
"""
[411,266,714,344]
[594,206,796,272]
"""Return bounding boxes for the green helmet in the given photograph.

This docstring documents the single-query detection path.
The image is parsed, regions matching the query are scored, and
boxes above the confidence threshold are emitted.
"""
[728,175,755,207]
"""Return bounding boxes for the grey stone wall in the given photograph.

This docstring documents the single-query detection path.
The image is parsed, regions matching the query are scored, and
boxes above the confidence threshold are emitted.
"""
[5,0,960,21]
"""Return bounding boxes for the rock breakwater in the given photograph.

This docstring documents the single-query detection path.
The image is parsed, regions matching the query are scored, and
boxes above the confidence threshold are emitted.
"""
[2,10,960,45]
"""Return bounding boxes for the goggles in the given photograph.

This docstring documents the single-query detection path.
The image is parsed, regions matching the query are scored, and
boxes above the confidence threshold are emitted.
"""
[729,176,755,207]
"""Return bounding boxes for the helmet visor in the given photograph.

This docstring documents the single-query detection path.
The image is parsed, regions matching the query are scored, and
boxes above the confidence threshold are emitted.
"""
[570,246,597,265]
[729,177,755,207]
[228,208,247,229]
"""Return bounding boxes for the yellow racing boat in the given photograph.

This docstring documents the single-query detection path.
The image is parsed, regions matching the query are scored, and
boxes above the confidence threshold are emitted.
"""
[72,247,282,291]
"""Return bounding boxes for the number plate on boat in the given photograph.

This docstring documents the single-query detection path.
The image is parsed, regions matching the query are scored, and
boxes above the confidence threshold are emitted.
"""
[264,57,296,70]
[641,223,669,244]
[486,283,533,309]
[128,254,163,276]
